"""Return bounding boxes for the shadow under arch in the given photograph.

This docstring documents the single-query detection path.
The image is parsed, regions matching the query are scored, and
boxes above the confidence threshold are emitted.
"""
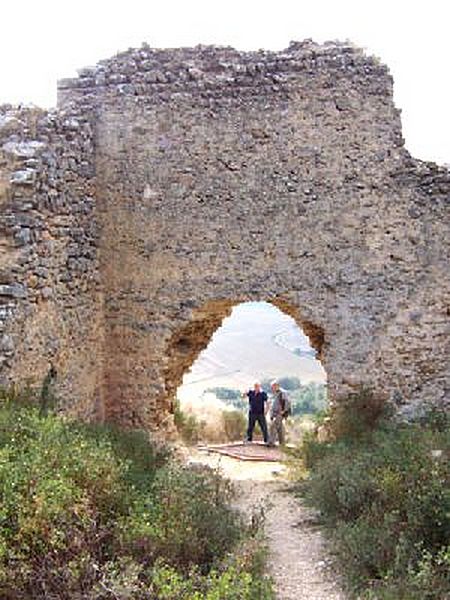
[164,297,326,414]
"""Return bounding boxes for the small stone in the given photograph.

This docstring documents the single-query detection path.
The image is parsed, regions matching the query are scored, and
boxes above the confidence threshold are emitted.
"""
[0,269,13,284]
[10,169,36,185]
[0,335,14,353]
[41,286,53,300]
[409,310,422,323]
[431,449,443,459]
[2,140,45,158]
[27,274,39,288]
[408,206,421,219]
[14,229,32,246]
[34,267,49,278]
[63,117,80,130]
[0,114,18,129]
[0,284,27,299]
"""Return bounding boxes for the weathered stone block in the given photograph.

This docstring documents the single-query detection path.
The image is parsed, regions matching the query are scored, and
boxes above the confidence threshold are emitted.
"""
[0,284,27,299]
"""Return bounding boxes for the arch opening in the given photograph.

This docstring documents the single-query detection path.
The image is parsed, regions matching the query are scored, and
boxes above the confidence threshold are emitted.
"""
[168,300,327,444]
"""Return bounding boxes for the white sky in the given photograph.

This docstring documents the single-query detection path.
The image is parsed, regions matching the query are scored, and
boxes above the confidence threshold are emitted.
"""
[1,0,449,164]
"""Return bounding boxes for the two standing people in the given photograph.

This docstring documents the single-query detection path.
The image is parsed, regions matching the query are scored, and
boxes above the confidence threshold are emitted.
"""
[243,381,291,446]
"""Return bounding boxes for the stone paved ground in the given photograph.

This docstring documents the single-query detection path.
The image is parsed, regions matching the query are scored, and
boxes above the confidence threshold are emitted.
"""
[187,448,346,600]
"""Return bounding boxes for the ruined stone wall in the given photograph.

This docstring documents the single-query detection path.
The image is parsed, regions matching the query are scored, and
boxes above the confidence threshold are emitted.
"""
[59,40,450,428]
[0,104,103,419]
[1,40,448,433]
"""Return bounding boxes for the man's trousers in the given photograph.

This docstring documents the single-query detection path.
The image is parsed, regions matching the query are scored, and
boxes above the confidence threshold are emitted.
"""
[247,412,269,443]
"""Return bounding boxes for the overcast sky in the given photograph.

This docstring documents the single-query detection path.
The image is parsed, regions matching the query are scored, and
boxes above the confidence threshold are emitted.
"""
[1,0,449,164]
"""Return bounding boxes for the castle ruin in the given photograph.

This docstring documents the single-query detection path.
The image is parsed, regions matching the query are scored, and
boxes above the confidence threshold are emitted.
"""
[0,40,448,434]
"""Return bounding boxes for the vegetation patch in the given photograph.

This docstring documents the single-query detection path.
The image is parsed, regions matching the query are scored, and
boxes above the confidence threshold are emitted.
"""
[293,394,450,599]
[174,399,247,445]
[0,388,273,599]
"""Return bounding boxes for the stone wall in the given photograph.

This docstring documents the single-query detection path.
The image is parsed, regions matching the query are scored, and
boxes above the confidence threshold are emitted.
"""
[1,40,448,433]
[0,104,103,419]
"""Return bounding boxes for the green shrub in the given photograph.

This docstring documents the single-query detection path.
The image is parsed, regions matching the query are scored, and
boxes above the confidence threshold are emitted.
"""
[77,421,169,491]
[174,400,204,444]
[298,415,450,598]
[222,409,247,441]
[330,387,392,440]
[149,537,274,600]
[0,401,131,597]
[298,428,333,470]
[175,401,247,444]
[0,391,273,599]
[121,464,242,570]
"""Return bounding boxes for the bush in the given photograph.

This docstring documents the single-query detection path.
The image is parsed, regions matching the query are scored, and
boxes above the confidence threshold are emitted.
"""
[298,413,450,598]
[330,387,391,440]
[222,410,247,441]
[0,390,273,599]
[149,537,274,600]
[174,400,204,444]
[0,399,132,597]
[297,428,332,470]
[175,400,247,444]
[121,464,242,570]
[290,382,327,417]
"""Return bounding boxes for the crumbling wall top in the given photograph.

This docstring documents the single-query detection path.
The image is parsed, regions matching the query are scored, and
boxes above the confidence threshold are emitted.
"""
[57,40,392,108]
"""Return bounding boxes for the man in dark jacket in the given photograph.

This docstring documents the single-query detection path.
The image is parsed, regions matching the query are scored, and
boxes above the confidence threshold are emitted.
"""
[243,382,269,443]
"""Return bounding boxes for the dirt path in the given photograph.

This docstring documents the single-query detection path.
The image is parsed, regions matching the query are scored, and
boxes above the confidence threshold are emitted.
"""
[187,448,346,600]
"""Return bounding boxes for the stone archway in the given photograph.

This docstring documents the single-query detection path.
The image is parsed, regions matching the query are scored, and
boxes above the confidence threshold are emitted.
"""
[0,41,448,434]
[164,298,326,417]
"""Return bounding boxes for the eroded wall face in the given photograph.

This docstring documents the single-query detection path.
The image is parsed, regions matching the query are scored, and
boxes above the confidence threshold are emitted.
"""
[0,106,104,419]
[78,43,448,429]
[1,42,449,434]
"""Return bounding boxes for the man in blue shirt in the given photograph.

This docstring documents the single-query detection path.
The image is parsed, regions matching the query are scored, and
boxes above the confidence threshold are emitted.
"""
[243,382,269,443]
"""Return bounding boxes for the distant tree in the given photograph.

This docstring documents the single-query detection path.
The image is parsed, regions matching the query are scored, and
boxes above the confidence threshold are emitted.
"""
[205,387,246,411]
[261,376,301,391]
[277,376,302,390]
[290,382,327,416]
[205,387,241,400]
[227,397,247,411]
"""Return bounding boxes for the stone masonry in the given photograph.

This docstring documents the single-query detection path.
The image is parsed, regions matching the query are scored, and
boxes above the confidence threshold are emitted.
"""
[0,40,449,434]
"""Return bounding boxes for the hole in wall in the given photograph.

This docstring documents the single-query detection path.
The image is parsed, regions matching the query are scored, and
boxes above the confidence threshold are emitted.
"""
[171,301,327,444]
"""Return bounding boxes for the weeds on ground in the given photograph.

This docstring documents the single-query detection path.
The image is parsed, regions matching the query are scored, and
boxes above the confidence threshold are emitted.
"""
[294,390,450,599]
[174,399,203,444]
[174,399,247,445]
[0,386,273,599]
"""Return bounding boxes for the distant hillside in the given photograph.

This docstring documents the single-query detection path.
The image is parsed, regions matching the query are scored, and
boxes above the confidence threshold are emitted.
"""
[178,302,326,407]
